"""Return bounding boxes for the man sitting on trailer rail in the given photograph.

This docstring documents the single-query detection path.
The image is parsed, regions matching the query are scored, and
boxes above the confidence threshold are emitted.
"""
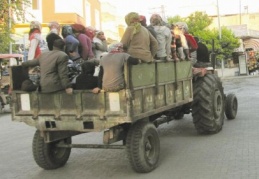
[92,42,139,93]
[22,39,73,94]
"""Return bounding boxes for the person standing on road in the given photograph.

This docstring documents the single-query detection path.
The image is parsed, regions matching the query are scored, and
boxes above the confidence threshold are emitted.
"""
[22,39,73,94]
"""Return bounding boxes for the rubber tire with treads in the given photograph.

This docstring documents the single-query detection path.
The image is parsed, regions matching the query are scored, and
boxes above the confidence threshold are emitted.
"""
[126,121,160,173]
[32,130,72,170]
[225,93,238,120]
[192,74,225,134]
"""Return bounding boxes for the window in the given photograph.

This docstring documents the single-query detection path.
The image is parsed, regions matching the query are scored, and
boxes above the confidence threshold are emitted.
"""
[85,1,91,26]
[55,0,83,17]
[95,9,100,30]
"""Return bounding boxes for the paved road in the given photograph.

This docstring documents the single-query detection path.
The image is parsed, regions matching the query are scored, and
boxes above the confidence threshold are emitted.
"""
[1,76,259,179]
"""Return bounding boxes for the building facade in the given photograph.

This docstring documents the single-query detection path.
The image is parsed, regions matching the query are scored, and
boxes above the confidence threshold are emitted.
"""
[12,0,125,50]
[209,13,259,51]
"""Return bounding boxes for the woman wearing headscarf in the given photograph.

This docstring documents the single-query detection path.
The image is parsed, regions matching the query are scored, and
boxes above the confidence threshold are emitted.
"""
[93,31,108,60]
[92,42,139,93]
[28,21,43,61]
[149,14,172,61]
[71,24,94,61]
[46,21,62,51]
[120,12,158,63]
[62,25,80,60]
[27,21,44,86]
[93,30,108,76]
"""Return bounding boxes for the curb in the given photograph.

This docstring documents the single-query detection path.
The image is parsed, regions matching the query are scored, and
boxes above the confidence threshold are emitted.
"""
[220,75,259,80]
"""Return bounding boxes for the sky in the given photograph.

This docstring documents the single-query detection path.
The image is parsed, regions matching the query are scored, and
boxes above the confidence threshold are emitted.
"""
[111,0,259,20]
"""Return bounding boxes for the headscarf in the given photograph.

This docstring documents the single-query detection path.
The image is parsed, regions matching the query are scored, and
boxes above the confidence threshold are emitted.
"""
[71,24,86,34]
[125,12,141,35]
[48,21,60,34]
[150,14,162,26]
[86,26,96,40]
[95,30,104,37]
[108,42,123,53]
[175,22,189,33]
[30,21,41,31]
[139,15,147,26]
[48,21,60,29]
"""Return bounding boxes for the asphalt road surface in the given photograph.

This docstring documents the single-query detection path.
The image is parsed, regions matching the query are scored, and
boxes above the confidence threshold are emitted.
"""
[1,76,259,179]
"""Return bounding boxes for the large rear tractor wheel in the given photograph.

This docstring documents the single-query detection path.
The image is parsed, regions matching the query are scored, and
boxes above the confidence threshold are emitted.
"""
[126,121,160,173]
[225,93,238,120]
[32,130,72,170]
[192,74,225,134]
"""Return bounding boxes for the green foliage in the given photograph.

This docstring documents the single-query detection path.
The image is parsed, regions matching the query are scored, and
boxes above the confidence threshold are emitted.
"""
[167,15,185,26]
[167,11,240,60]
[186,11,213,34]
[0,0,31,53]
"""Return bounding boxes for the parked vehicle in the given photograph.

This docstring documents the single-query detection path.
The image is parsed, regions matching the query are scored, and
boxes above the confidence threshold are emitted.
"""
[0,54,23,113]
[10,58,238,173]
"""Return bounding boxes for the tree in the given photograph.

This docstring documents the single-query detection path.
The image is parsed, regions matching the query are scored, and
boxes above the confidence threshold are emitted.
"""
[186,11,213,34]
[167,15,185,26]
[0,0,31,53]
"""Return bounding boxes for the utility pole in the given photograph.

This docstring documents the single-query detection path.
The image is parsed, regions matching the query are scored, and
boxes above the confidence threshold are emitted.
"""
[149,5,166,21]
[217,0,221,40]
[161,5,166,21]
[239,0,242,25]
[216,0,224,77]
[8,0,12,54]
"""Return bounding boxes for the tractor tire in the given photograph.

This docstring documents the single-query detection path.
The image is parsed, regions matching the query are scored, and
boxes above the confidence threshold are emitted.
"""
[126,121,160,173]
[32,130,72,170]
[192,74,225,134]
[225,93,238,120]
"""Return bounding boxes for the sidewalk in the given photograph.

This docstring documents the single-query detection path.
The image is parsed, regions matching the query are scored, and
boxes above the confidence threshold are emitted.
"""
[216,67,259,80]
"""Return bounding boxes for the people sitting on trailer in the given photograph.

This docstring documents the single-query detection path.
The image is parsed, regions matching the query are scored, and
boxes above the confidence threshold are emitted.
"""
[46,21,62,51]
[61,25,81,60]
[149,14,172,61]
[93,30,108,76]
[92,42,140,93]
[193,36,211,68]
[75,61,98,90]
[172,25,189,61]
[22,39,73,94]
[139,15,157,40]
[175,22,198,64]
[120,12,158,63]
[170,24,179,62]
[71,24,95,61]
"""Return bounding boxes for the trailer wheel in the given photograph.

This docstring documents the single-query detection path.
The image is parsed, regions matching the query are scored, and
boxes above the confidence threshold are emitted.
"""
[126,121,160,173]
[225,93,238,120]
[32,130,71,170]
[192,74,225,134]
